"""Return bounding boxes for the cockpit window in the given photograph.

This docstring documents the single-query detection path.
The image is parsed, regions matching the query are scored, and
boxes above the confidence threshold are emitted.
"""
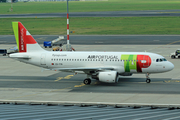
[162,58,167,61]
[156,58,167,62]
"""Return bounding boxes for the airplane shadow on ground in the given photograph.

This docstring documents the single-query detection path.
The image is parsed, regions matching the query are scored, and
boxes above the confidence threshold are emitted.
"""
[91,77,171,86]
[1,75,177,94]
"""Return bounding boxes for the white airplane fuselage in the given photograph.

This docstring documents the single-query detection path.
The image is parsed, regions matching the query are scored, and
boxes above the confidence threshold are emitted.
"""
[11,50,174,74]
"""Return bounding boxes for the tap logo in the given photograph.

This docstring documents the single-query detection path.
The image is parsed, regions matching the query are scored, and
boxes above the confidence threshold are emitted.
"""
[121,54,151,73]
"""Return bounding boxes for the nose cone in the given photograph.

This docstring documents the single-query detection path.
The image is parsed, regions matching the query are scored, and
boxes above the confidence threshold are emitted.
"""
[166,61,174,71]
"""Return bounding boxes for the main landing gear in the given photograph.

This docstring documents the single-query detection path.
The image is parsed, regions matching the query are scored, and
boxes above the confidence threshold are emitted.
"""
[146,73,151,83]
[83,78,91,85]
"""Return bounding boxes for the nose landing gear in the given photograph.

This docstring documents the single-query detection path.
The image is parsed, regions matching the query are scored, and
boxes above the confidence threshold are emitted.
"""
[146,73,151,83]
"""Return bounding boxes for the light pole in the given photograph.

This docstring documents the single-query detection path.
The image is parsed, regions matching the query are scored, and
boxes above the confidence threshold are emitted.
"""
[67,0,69,44]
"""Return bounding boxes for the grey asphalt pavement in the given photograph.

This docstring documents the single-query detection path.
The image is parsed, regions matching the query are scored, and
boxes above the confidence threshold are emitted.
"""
[1,35,180,45]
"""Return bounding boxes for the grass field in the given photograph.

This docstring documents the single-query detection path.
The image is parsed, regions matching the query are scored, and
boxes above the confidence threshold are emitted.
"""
[1,17,180,35]
[0,0,180,14]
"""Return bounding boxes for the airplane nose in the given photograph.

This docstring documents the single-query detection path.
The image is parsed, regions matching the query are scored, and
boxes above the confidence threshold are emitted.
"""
[167,62,174,71]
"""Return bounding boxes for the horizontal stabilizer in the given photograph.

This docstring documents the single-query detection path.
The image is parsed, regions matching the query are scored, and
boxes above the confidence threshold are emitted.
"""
[9,53,31,59]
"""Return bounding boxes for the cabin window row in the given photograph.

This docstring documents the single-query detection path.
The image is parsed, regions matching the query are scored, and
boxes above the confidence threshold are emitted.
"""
[51,59,145,62]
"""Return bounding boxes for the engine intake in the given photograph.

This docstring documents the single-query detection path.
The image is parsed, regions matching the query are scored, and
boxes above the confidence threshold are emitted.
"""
[98,71,118,83]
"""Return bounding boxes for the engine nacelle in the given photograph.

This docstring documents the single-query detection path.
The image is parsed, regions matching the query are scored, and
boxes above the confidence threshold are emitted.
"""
[98,71,118,83]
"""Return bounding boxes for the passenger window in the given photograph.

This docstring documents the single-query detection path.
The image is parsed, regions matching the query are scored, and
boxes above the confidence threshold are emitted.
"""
[156,59,159,62]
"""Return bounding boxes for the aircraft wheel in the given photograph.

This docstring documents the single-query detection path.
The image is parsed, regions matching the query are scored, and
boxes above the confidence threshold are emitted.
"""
[146,79,151,83]
[84,78,91,85]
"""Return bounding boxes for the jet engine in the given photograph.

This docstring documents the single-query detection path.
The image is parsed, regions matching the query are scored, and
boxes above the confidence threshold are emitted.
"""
[98,71,118,83]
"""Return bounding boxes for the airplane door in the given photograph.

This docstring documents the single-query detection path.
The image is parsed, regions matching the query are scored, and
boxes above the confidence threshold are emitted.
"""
[40,53,46,65]
[143,55,149,67]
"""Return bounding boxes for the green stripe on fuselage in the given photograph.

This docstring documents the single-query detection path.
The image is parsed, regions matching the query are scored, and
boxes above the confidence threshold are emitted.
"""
[121,55,137,72]
[12,22,19,51]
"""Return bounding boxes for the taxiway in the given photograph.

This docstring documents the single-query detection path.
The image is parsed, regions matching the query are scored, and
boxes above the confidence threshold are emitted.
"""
[0,44,180,105]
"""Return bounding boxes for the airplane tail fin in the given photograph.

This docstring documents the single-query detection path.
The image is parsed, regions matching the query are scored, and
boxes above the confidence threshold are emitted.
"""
[12,22,45,52]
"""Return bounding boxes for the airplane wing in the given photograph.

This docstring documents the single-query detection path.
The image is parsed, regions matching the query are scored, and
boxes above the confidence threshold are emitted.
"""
[52,67,115,73]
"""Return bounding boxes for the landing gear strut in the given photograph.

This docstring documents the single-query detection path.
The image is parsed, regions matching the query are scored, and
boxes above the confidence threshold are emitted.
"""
[84,78,91,85]
[146,73,151,83]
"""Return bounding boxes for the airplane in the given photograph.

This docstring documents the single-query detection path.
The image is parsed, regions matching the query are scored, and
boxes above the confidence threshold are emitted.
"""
[10,22,174,85]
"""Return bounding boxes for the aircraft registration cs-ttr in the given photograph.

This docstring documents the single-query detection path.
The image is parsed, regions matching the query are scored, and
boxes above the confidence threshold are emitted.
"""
[10,22,174,85]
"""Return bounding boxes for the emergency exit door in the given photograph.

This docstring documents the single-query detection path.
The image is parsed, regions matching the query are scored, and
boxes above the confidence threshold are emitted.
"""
[40,53,46,65]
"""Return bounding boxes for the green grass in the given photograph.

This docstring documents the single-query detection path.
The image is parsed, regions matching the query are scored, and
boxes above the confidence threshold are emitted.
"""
[0,0,180,14]
[1,17,180,35]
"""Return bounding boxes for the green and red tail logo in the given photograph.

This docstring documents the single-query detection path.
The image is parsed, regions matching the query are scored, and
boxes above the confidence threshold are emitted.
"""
[121,55,151,72]
[12,22,37,52]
